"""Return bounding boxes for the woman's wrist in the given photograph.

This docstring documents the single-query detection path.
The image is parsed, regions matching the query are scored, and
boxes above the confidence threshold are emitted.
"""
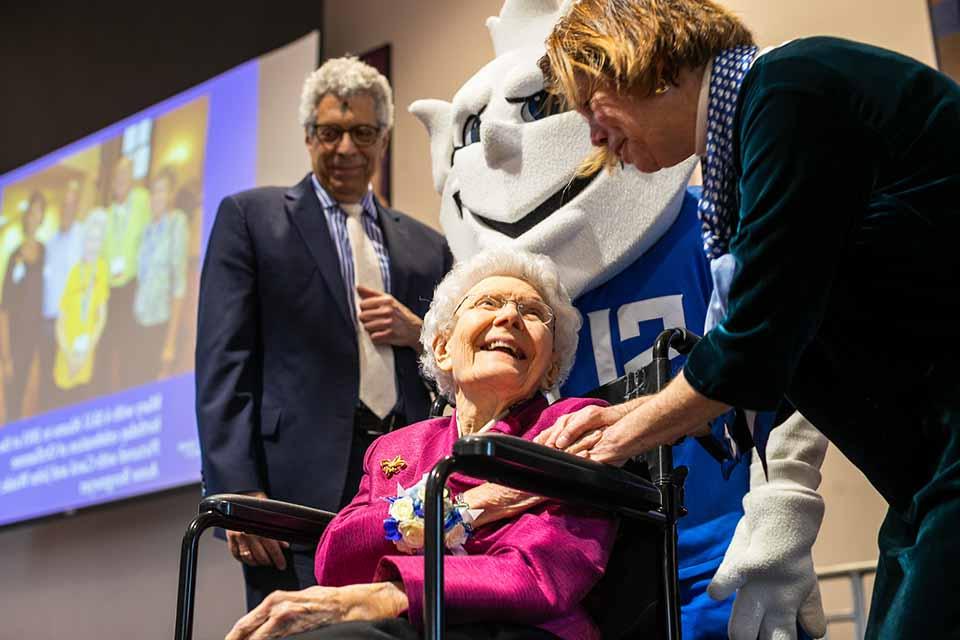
[384,581,409,616]
[355,581,408,619]
[461,483,542,528]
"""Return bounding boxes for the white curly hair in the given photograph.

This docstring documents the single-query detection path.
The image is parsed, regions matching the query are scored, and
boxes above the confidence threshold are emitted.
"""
[420,249,582,401]
[298,56,394,130]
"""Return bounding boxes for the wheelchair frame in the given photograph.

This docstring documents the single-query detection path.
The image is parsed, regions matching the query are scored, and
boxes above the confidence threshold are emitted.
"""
[174,328,700,640]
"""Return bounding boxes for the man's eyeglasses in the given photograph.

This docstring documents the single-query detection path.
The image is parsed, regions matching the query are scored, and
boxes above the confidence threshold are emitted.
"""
[455,294,554,326]
[308,123,382,148]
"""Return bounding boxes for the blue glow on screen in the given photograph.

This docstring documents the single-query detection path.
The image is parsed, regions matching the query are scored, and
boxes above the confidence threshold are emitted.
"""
[0,60,258,527]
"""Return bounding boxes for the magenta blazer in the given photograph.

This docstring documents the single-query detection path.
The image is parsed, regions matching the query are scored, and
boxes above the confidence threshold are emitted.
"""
[314,395,616,640]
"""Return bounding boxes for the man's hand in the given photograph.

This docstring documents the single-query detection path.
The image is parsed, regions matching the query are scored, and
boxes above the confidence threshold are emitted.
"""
[225,582,408,640]
[225,492,290,570]
[357,285,423,350]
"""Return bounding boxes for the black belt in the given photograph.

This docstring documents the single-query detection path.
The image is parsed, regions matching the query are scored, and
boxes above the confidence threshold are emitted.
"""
[354,404,403,437]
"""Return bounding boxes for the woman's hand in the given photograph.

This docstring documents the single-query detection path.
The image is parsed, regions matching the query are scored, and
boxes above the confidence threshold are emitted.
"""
[536,377,730,466]
[461,483,543,528]
[536,397,649,453]
[225,582,408,640]
[568,377,732,465]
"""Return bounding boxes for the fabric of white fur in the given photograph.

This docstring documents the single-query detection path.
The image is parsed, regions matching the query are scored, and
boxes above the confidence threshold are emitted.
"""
[409,0,695,298]
[708,412,829,640]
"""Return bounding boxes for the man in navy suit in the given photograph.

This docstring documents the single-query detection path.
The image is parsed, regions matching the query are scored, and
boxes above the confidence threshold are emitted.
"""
[195,56,452,609]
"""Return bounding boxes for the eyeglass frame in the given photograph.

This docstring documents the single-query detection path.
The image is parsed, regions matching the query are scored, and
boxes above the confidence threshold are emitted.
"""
[453,293,555,327]
[307,122,384,148]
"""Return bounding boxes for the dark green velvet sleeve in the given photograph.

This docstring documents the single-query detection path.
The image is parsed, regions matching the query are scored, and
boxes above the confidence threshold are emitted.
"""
[683,79,875,410]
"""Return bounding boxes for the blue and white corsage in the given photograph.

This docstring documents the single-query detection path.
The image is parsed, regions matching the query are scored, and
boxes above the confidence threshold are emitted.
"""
[383,473,482,555]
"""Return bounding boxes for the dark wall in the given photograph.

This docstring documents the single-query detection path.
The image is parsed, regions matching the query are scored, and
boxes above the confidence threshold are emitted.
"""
[0,1,323,175]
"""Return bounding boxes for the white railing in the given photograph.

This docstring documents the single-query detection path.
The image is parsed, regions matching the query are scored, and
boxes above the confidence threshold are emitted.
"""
[816,560,877,640]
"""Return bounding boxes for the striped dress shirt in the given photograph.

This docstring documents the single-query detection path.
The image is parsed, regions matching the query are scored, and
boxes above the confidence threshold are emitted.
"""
[311,174,391,326]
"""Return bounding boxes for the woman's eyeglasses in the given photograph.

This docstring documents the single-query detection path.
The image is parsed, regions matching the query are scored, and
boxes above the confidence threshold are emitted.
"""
[308,123,382,147]
[455,294,554,326]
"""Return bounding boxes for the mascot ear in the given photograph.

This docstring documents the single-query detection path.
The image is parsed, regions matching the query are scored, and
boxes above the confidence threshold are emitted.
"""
[409,99,454,194]
[486,0,561,56]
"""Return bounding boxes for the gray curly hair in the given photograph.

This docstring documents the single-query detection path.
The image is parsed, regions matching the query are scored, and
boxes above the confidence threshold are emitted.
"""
[420,249,582,402]
[298,56,394,130]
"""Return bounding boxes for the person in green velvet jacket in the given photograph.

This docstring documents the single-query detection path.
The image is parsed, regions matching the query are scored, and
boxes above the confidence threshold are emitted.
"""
[535,1,960,638]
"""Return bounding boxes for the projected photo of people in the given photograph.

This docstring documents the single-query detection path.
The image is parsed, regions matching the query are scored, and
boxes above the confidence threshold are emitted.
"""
[0,96,209,423]
[0,192,47,422]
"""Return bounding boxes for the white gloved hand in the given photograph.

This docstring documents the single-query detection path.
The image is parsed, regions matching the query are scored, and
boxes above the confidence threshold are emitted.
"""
[708,412,829,640]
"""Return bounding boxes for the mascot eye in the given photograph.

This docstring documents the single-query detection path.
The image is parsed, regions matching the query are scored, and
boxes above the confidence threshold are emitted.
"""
[512,90,564,122]
[463,114,482,145]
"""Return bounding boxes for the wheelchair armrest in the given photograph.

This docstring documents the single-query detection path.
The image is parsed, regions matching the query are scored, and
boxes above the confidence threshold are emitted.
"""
[452,434,665,522]
[176,497,336,640]
[198,493,336,546]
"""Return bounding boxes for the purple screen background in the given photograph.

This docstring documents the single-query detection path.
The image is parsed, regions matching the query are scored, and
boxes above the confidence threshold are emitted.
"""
[0,60,259,527]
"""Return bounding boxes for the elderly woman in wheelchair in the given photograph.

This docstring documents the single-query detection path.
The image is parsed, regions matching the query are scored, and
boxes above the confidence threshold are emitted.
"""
[225,249,619,640]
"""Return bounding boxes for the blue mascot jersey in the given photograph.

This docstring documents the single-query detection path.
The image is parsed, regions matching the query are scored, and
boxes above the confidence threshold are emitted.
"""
[561,187,747,638]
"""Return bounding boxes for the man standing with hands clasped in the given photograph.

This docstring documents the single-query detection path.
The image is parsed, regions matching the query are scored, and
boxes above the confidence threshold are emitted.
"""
[196,56,452,609]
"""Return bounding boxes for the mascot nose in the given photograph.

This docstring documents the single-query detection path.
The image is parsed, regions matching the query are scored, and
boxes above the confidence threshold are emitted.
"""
[481,120,523,169]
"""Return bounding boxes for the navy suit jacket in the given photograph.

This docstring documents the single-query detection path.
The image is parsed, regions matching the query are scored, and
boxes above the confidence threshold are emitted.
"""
[195,174,452,510]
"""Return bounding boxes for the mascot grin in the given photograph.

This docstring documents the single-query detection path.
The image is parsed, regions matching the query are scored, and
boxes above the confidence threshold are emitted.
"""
[411,1,697,299]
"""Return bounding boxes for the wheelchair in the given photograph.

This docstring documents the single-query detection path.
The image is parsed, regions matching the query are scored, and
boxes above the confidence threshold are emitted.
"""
[175,328,728,640]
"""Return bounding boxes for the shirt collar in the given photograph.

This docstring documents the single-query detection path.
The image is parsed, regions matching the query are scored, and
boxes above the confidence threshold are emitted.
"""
[310,173,378,220]
[695,59,713,158]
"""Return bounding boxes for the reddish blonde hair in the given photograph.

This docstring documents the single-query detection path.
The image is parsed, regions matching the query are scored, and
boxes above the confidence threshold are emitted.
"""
[541,0,754,173]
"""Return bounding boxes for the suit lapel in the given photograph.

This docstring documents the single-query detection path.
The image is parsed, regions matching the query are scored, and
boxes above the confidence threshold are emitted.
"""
[376,200,412,305]
[285,175,354,329]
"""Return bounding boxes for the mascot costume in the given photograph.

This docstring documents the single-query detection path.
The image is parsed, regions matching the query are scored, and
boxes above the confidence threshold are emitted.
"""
[411,1,831,637]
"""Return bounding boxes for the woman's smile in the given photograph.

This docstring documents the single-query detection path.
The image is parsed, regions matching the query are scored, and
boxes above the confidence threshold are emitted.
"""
[476,336,528,360]
[439,275,553,406]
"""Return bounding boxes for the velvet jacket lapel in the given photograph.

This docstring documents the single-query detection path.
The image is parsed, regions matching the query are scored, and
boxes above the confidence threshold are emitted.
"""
[284,175,354,330]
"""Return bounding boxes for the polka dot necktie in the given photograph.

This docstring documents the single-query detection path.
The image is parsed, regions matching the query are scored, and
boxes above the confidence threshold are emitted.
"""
[698,45,759,260]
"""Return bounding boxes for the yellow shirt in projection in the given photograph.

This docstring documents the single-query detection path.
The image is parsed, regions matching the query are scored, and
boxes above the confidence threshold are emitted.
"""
[103,186,150,287]
[55,259,110,389]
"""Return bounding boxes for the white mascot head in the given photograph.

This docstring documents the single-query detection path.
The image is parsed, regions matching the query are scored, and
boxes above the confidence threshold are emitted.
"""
[411,0,697,298]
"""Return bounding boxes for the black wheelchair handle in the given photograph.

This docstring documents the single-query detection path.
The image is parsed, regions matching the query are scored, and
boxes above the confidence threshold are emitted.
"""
[653,328,701,359]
